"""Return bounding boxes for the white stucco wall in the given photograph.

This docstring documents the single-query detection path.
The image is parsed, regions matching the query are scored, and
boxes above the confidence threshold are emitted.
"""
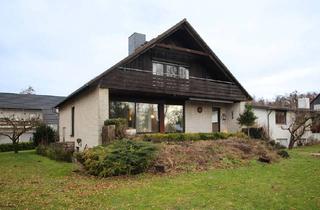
[220,102,245,133]
[184,101,245,133]
[0,108,43,144]
[58,87,108,149]
[185,101,212,133]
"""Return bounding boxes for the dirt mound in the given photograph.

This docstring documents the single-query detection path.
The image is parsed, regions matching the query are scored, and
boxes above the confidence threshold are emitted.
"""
[152,138,279,173]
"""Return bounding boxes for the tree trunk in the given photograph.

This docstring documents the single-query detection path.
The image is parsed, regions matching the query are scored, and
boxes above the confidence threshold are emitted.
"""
[288,136,295,150]
[247,127,250,138]
[13,140,19,153]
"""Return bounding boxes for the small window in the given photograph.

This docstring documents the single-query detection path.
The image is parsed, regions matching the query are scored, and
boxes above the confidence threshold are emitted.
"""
[166,65,178,77]
[231,111,234,120]
[179,66,189,79]
[71,106,75,137]
[275,110,286,124]
[152,62,164,76]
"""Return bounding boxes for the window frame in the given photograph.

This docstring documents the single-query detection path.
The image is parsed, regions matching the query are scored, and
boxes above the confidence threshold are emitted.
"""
[275,110,287,125]
[152,61,189,80]
[109,99,185,134]
[71,106,75,137]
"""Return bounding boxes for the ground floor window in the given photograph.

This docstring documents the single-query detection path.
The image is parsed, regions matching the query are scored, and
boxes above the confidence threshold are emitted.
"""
[164,105,183,133]
[110,100,184,133]
[110,101,135,128]
[136,103,159,133]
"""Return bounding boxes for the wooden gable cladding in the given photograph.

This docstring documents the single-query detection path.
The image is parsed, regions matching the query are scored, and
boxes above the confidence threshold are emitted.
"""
[56,19,251,108]
[100,67,247,101]
[160,26,204,51]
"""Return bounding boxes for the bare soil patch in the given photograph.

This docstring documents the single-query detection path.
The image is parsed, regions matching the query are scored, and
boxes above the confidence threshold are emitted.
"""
[152,138,279,173]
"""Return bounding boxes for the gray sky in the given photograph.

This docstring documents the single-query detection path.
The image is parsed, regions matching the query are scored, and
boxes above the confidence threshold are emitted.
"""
[0,0,319,99]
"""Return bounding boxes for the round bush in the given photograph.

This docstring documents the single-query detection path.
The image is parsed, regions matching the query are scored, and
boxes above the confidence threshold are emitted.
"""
[77,139,158,177]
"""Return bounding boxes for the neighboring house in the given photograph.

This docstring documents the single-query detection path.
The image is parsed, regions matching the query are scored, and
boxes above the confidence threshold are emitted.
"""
[252,102,318,147]
[56,19,251,149]
[311,93,320,111]
[0,92,65,144]
[310,93,320,139]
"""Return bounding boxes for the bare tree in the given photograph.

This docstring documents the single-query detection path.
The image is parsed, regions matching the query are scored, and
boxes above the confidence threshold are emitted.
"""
[282,110,320,149]
[253,91,319,108]
[0,114,41,153]
[20,86,35,94]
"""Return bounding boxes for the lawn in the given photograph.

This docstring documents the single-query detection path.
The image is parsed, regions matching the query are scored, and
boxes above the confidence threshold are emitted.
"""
[0,145,320,210]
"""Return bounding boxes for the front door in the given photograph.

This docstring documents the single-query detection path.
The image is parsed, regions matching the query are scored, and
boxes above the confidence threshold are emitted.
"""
[212,107,220,132]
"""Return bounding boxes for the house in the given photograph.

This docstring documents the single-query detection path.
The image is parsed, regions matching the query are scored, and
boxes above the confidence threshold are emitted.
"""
[55,19,251,149]
[0,92,65,144]
[311,93,320,110]
[252,99,319,147]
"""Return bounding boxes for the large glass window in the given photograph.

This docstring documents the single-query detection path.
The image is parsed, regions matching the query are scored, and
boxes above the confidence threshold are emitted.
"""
[110,101,135,128]
[136,103,159,133]
[164,105,184,133]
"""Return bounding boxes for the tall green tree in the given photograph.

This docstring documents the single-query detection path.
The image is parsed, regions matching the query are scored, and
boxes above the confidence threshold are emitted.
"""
[237,104,257,138]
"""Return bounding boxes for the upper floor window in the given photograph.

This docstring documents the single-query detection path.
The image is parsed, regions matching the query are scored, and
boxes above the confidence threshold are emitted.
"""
[179,66,189,79]
[152,61,189,79]
[275,110,286,124]
[166,65,178,77]
[152,62,164,76]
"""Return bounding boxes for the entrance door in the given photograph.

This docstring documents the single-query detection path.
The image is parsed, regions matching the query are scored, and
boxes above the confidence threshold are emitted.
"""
[212,107,220,132]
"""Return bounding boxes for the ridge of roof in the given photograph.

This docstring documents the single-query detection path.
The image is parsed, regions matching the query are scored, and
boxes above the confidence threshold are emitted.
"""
[0,92,65,98]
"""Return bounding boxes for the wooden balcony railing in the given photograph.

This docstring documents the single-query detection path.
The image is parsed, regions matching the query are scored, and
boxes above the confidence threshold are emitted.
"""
[101,67,246,101]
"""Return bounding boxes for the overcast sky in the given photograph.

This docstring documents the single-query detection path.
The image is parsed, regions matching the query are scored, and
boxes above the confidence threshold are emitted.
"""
[0,0,319,100]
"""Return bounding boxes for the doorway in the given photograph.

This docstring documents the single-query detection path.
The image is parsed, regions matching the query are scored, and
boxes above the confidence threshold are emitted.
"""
[212,107,220,132]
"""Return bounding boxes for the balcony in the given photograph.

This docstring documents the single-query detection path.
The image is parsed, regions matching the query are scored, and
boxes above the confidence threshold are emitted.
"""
[101,67,246,101]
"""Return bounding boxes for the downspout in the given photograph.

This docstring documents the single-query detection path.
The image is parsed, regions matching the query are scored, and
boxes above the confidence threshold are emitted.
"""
[267,109,272,140]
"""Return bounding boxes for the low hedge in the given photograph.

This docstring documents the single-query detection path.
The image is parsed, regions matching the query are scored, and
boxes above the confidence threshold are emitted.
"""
[36,144,73,162]
[75,139,158,177]
[140,132,247,142]
[0,142,35,152]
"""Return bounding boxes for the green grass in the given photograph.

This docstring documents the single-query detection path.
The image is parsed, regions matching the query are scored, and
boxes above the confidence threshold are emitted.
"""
[0,145,320,210]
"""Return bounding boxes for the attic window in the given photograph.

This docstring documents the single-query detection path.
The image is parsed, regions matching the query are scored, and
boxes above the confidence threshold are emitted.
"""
[152,61,189,79]
[152,63,164,76]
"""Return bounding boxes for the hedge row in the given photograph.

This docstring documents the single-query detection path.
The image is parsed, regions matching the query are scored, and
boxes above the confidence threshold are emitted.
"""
[36,144,73,162]
[0,142,35,152]
[140,132,247,142]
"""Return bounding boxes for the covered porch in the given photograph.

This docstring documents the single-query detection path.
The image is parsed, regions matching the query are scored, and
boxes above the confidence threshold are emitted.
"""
[108,89,243,134]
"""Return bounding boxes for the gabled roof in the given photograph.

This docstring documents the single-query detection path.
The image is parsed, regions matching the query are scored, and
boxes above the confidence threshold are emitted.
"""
[0,92,65,124]
[56,19,251,107]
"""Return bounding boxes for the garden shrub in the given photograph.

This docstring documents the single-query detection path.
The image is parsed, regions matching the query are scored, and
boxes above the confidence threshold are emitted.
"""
[268,140,287,150]
[277,150,290,158]
[33,124,57,146]
[104,118,127,138]
[141,132,246,142]
[0,142,35,152]
[75,139,158,177]
[36,143,73,162]
[242,127,267,139]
